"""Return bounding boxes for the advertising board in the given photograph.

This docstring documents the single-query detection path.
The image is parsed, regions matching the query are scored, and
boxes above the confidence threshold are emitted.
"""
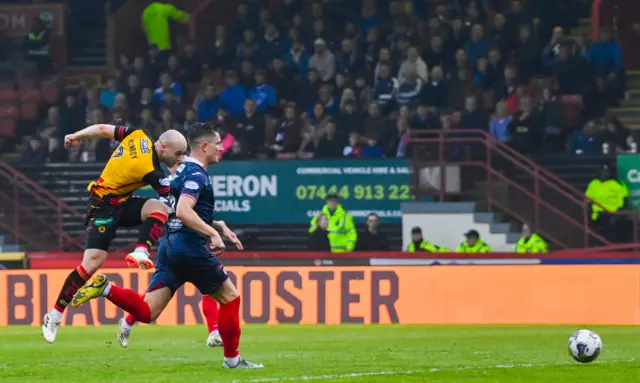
[2,266,638,326]
[138,160,418,223]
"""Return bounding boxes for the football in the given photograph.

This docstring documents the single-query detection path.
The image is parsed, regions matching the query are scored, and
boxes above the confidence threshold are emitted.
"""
[568,329,603,363]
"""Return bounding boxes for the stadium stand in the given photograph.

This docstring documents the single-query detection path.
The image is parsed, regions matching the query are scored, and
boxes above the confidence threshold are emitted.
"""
[0,0,635,252]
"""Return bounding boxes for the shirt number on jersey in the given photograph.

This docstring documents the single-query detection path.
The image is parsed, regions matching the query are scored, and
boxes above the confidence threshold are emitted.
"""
[111,138,150,158]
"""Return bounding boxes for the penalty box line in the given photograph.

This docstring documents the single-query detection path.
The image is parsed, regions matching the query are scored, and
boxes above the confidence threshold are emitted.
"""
[229,358,637,383]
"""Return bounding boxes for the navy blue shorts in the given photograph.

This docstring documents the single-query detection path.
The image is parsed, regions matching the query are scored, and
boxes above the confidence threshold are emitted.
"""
[148,241,229,295]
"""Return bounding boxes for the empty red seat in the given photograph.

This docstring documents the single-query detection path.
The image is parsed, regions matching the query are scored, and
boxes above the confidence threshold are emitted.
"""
[562,94,584,106]
[276,152,297,160]
[20,102,39,121]
[0,119,16,137]
[41,80,60,104]
[0,89,18,103]
[20,88,42,103]
[0,104,18,118]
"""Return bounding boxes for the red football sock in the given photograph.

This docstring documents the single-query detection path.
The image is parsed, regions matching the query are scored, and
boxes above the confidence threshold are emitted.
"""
[218,296,241,358]
[125,313,136,326]
[107,285,152,323]
[124,293,146,326]
[202,295,219,333]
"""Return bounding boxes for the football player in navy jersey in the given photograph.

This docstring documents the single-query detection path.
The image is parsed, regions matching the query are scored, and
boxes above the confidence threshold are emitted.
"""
[72,122,262,369]
[120,160,229,350]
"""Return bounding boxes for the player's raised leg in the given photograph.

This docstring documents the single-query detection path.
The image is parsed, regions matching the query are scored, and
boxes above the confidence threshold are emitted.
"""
[202,295,222,347]
[72,273,174,325]
[126,199,169,270]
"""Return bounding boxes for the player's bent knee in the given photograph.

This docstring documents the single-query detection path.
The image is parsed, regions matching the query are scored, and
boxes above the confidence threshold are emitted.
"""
[141,199,168,219]
[81,249,108,275]
[144,287,173,321]
[215,279,239,304]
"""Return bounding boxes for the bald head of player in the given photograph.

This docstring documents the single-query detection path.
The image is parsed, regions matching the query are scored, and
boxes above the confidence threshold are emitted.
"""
[156,129,188,167]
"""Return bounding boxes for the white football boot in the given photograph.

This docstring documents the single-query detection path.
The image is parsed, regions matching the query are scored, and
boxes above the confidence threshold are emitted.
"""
[117,317,132,348]
[206,330,223,348]
[125,247,154,269]
[42,312,61,344]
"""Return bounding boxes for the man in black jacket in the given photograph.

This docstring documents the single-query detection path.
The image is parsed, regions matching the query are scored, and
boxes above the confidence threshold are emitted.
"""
[235,99,266,157]
[356,213,390,251]
[373,61,399,115]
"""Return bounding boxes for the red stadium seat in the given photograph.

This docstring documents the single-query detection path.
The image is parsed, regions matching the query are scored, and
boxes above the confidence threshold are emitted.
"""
[297,152,315,159]
[0,119,16,137]
[20,102,39,121]
[0,104,18,118]
[0,104,18,138]
[20,88,42,103]
[0,89,18,103]
[41,80,60,104]
[276,152,297,160]
[562,94,584,106]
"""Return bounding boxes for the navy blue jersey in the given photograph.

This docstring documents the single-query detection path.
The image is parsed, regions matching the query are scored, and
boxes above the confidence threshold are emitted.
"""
[165,158,215,252]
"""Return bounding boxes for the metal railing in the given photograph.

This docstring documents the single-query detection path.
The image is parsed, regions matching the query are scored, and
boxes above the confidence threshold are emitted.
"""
[408,130,638,249]
[0,161,84,250]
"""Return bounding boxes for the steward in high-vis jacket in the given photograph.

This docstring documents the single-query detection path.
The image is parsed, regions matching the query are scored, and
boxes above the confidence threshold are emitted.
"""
[309,194,357,252]
[514,224,548,253]
[456,229,491,253]
[142,2,190,52]
[585,165,629,222]
[405,226,449,252]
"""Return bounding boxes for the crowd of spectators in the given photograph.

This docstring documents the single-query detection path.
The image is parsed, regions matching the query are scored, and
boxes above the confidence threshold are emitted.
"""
[9,0,630,164]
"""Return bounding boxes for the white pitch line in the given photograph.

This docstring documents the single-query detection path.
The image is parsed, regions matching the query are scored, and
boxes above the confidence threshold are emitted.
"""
[229,359,636,383]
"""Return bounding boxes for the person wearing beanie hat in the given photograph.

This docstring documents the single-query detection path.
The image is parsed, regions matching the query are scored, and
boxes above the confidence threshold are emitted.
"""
[456,229,491,253]
[406,226,449,252]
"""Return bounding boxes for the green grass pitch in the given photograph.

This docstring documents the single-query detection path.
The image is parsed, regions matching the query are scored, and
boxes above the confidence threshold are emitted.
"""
[0,325,638,382]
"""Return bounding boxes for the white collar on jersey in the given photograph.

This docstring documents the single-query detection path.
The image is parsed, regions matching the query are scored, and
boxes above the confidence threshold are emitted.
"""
[184,156,204,167]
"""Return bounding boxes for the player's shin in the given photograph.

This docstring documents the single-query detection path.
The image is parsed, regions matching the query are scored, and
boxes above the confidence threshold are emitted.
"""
[106,285,152,323]
[218,296,242,362]
[135,212,167,252]
[202,295,219,333]
[124,292,146,326]
[51,265,91,318]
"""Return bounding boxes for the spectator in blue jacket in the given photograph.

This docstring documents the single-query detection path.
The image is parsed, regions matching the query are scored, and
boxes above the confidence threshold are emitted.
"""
[219,70,247,117]
[248,69,277,114]
[464,24,494,66]
[153,72,183,106]
[587,28,624,104]
[283,40,310,76]
[196,85,220,122]
[570,120,602,155]
[587,28,623,77]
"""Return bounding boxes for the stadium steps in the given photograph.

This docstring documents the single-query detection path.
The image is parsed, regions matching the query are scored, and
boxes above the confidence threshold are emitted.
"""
[528,154,615,192]
[610,72,640,129]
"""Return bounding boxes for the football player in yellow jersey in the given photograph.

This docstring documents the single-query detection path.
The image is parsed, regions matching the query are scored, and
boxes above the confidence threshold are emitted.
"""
[42,123,188,344]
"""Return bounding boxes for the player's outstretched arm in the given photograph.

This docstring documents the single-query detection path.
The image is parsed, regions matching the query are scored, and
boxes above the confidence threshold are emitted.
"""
[64,124,117,148]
